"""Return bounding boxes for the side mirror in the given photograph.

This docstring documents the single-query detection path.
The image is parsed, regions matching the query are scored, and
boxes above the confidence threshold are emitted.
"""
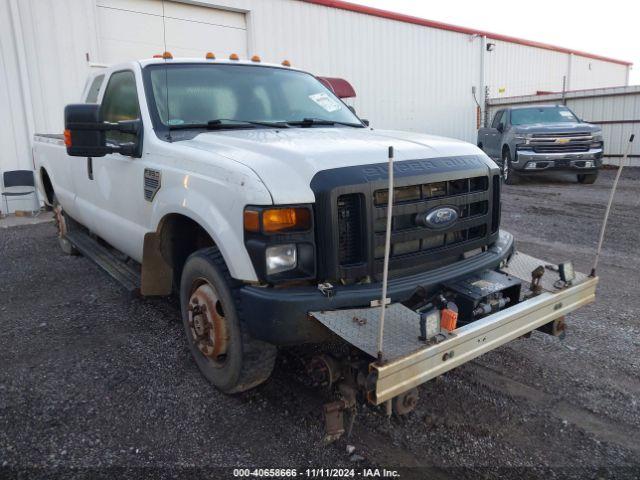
[347,105,357,115]
[361,119,370,127]
[496,122,504,133]
[64,104,141,157]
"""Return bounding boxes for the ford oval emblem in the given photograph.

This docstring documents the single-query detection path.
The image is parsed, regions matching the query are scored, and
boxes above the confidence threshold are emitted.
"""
[419,206,459,229]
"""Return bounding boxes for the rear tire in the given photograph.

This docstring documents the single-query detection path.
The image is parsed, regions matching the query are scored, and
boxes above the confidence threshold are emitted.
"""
[502,149,520,185]
[180,247,276,393]
[52,195,78,256]
[577,172,598,184]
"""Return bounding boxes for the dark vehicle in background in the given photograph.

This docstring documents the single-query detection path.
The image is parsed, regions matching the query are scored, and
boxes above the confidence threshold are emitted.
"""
[478,105,603,185]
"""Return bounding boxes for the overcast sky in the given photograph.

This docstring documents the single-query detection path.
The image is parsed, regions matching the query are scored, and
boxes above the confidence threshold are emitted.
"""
[347,0,637,84]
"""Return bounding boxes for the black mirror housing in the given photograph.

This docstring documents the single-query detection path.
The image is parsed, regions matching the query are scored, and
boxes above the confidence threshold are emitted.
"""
[64,104,142,157]
[361,119,370,127]
[64,104,110,157]
[497,122,504,133]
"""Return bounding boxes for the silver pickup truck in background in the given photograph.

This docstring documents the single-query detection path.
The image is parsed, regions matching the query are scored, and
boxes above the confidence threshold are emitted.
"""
[477,105,603,185]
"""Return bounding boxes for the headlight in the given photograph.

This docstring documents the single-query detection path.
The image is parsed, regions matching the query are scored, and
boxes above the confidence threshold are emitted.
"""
[591,131,603,148]
[513,133,532,144]
[266,244,297,275]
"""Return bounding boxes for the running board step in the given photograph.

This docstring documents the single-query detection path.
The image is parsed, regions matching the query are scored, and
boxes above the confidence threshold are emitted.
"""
[66,230,140,294]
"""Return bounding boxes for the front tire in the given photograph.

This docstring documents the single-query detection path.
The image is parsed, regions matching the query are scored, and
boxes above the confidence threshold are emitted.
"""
[502,149,520,185]
[180,247,277,393]
[577,172,598,184]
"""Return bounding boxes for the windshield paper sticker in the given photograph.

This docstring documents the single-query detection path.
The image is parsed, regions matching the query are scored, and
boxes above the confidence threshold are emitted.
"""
[559,110,574,118]
[309,92,341,112]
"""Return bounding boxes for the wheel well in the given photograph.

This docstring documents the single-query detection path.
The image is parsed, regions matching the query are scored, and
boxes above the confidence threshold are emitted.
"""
[40,168,54,204]
[158,214,216,287]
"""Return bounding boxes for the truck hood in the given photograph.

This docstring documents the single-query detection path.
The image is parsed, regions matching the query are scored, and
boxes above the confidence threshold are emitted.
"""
[513,122,601,134]
[180,127,491,203]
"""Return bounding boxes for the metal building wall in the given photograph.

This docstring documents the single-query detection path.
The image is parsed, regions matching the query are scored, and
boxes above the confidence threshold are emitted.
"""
[485,39,570,98]
[0,0,99,211]
[487,86,640,166]
[0,0,633,210]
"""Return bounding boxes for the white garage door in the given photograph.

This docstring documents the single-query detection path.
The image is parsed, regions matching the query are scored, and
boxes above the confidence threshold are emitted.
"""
[96,0,247,63]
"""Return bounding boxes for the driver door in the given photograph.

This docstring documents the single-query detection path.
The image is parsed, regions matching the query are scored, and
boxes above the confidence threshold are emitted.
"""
[485,110,505,160]
[86,70,149,260]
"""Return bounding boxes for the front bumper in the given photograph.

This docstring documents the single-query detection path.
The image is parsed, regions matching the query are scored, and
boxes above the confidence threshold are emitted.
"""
[369,275,597,404]
[514,148,603,172]
[239,231,515,345]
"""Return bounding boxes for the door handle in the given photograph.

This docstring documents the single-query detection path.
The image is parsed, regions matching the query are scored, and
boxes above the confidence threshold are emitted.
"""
[87,157,93,180]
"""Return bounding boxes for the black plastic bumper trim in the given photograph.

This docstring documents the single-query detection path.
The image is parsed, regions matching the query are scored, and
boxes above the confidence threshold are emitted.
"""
[238,230,515,345]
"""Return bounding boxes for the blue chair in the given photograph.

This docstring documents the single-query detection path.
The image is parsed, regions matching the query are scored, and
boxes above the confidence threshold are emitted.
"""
[1,170,40,216]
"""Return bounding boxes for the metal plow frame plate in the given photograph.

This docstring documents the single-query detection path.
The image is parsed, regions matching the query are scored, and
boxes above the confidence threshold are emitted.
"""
[370,276,598,404]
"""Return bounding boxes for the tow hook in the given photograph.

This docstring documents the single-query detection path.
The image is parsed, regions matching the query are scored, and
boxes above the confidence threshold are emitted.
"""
[527,265,546,297]
[318,282,335,298]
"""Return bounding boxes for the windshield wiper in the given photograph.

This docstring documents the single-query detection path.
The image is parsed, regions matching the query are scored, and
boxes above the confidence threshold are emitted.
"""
[286,118,363,128]
[169,119,289,130]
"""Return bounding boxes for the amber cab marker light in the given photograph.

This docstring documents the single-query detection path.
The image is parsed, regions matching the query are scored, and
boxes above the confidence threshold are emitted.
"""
[281,59,291,67]
[251,55,261,62]
[162,51,173,59]
[229,53,240,61]
[63,129,72,147]
[205,52,216,60]
[262,207,311,233]
[243,210,260,232]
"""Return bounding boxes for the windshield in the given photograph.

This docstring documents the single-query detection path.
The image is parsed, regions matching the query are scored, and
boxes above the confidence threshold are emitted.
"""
[510,107,579,126]
[146,64,362,129]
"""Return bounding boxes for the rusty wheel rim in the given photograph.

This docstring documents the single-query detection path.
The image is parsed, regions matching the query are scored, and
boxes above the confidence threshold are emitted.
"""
[188,280,230,367]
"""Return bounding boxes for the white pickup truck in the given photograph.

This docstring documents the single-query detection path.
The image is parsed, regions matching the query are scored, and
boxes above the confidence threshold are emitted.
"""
[33,56,597,419]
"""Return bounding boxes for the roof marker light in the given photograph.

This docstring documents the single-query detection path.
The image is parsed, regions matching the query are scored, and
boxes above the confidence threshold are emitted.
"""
[162,51,173,59]
[251,55,261,62]
[281,59,291,67]
[153,54,163,58]
[205,52,216,60]
[229,53,239,60]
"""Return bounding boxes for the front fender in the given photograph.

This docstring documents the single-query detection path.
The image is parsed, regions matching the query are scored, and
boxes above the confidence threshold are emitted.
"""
[149,168,272,282]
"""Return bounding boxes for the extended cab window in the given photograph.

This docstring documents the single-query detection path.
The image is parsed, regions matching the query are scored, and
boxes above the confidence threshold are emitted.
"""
[85,75,104,103]
[101,71,140,144]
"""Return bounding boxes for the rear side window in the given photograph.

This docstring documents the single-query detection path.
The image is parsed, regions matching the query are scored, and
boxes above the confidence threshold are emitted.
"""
[101,71,140,144]
[85,75,104,103]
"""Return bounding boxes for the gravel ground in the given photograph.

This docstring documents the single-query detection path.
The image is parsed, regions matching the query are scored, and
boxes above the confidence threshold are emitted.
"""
[1,169,639,479]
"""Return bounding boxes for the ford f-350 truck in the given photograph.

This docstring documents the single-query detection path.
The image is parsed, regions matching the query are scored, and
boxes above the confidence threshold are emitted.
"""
[478,105,603,185]
[33,56,597,419]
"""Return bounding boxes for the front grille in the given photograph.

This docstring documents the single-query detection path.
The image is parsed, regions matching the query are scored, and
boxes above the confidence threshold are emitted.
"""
[527,132,593,154]
[337,194,365,265]
[531,131,592,138]
[532,144,590,153]
[336,174,499,279]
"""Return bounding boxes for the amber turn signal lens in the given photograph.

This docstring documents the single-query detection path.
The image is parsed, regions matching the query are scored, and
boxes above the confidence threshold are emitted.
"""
[205,52,216,60]
[263,208,311,233]
[63,129,72,147]
[243,210,260,232]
